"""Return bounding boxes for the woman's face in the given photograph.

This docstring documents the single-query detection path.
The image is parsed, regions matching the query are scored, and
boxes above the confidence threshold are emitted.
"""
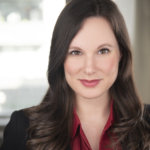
[64,17,120,101]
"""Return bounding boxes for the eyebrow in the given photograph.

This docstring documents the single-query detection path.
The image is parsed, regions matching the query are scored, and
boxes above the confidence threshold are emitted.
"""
[68,46,82,50]
[69,43,115,51]
[97,43,114,49]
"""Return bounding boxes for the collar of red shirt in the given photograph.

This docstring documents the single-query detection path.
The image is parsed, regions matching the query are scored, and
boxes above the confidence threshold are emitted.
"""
[72,99,114,138]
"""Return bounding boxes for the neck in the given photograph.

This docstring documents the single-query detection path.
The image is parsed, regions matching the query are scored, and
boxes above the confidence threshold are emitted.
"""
[75,94,111,121]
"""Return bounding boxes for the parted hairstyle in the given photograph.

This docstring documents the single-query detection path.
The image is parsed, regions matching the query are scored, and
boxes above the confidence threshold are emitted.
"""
[25,0,150,149]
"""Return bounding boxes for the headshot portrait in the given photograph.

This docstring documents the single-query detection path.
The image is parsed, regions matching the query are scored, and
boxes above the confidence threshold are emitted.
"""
[0,0,150,150]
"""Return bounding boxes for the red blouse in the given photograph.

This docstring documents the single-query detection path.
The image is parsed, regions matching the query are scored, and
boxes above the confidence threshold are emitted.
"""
[71,101,114,150]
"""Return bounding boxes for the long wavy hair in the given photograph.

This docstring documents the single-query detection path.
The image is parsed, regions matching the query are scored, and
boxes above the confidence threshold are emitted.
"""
[25,0,150,149]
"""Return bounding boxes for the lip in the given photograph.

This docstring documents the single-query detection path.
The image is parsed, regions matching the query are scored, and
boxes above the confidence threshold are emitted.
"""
[79,79,100,87]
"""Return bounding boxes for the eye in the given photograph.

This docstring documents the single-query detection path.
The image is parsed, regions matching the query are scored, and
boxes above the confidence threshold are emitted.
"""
[69,50,82,55]
[98,48,110,55]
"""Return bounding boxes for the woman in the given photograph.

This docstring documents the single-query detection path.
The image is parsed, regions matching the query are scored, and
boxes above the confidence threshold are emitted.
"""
[1,0,150,150]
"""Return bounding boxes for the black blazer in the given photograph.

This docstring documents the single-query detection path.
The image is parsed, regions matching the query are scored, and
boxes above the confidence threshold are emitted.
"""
[0,110,29,150]
[1,105,150,150]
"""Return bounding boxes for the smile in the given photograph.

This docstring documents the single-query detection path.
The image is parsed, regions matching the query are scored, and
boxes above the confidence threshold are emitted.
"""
[79,79,100,88]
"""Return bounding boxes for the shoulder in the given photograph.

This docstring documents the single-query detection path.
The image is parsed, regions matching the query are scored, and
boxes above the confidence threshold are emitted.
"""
[8,109,29,127]
[0,109,29,150]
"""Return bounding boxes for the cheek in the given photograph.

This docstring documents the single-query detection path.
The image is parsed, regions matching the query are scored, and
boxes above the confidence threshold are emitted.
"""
[98,56,119,75]
[64,58,81,76]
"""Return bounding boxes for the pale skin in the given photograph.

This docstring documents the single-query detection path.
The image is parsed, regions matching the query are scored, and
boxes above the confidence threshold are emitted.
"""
[64,17,120,150]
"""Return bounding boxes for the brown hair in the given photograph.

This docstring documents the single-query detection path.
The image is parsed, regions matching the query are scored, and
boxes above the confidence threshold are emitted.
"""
[25,0,150,149]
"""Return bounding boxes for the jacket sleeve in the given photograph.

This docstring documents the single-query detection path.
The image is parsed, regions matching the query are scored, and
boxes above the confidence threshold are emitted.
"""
[0,110,29,150]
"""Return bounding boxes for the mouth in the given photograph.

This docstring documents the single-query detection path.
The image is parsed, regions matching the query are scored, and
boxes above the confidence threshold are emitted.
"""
[79,79,100,88]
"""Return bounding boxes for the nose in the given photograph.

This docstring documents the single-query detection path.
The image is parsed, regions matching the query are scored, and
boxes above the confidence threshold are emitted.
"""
[83,55,96,75]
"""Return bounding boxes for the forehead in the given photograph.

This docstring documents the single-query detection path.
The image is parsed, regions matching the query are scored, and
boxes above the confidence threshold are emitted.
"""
[69,17,118,49]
